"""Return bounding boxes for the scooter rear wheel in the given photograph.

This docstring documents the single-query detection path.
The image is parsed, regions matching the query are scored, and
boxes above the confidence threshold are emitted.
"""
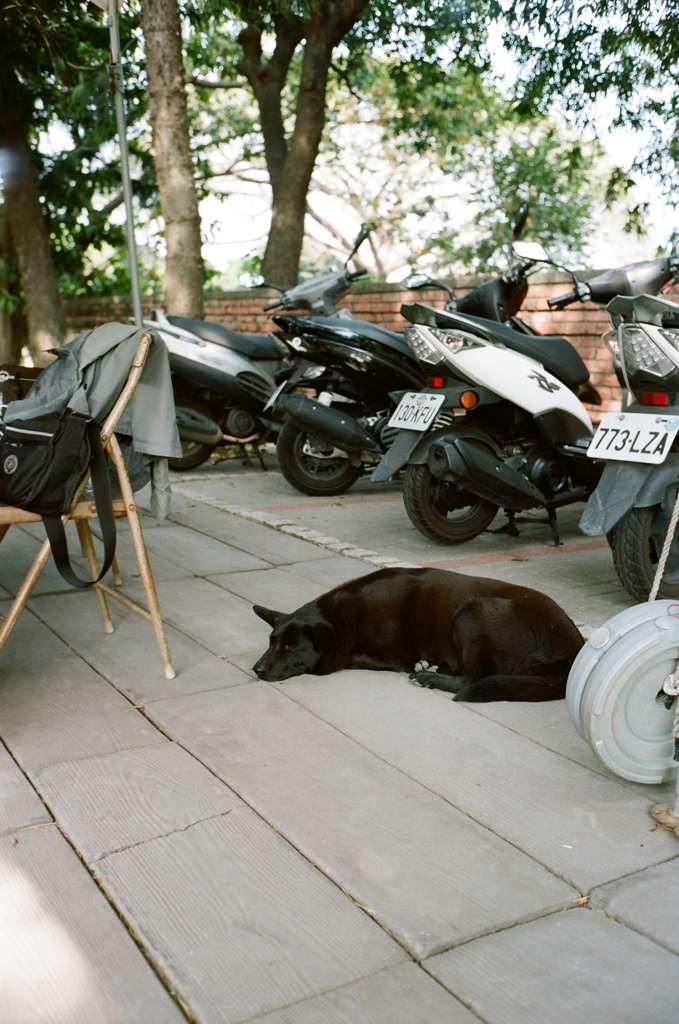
[610,504,679,601]
[276,423,361,496]
[169,394,216,472]
[403,464,498,543]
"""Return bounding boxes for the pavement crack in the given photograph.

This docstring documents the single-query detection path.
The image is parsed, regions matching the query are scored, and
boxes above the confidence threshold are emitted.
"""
[93,808,236,862]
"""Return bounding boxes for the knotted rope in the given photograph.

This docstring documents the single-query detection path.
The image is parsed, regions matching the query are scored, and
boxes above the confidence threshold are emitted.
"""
[648,488,679,762]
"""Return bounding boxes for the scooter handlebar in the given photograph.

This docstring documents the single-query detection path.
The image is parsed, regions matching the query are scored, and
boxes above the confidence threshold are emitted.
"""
[263,300,283,311]
[547,290,579,310]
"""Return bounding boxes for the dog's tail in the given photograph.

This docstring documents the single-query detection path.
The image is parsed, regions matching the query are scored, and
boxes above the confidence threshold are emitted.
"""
[453,673,568,703]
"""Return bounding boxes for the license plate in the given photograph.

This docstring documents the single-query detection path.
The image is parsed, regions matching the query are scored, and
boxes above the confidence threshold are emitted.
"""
[263,381,286,412]
[388,392,446,431]
[587,411,679,464]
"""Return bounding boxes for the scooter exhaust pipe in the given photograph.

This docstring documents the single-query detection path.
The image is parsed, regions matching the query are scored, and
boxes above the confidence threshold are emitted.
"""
[429,438,545,510]
[277,393,382,453]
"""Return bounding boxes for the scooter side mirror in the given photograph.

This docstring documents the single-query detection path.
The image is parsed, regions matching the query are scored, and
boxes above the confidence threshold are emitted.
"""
[402,273,433,289]
[239,273,266,289]
[513,241,550,263]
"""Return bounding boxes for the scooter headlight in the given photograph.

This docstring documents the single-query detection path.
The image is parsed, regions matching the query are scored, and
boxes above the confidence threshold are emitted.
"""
[659,328,679,351]
[404,324,483,365]
[621,324,674,377]
[404,324,439,364]
[429,328,484,354]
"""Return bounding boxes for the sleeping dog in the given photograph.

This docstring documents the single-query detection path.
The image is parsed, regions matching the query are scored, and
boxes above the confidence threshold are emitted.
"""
[252,566,583,702]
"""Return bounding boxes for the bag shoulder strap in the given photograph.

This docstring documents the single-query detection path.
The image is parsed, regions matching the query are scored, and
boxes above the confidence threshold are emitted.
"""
[42,420,117,589]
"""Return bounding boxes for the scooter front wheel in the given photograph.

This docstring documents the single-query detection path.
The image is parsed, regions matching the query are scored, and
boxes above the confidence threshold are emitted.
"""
[403,465,498,543]
[276,423,362,496]
[610,504,679,601]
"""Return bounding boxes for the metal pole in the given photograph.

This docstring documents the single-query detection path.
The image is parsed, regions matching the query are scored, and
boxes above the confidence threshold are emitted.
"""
[107,0,143,327]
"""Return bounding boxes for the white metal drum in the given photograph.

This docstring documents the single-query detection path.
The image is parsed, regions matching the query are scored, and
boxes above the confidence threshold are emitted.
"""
[566,600,679,783]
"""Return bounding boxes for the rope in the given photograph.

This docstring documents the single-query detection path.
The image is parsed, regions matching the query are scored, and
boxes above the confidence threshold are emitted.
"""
[649,487,679,601]
[649,488,679,760]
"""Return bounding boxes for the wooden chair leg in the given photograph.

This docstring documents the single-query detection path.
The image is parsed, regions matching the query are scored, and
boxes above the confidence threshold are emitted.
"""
[76,519,114,634]
[0,538,52,650]
[111,554,122,586]
[107,435,175,679]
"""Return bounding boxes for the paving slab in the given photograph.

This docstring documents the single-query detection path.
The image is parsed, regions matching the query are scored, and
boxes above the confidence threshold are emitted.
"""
[208,566,328,610]
[285,555,374,587]
[0,655,164,771]
[123,575,272,658]
[147,682,576,958]
[246,961,476,1023]
[0,741,52,836]
[30,590,251,703]
[590,856,679,955]
[0,521,84,596]
[34,741,242,862]
[96,807,404,1024]
[278,671,679,891]
[0,601,72,667]
[142,521,271,576]
[466,698,630,780]
[97,527,196,584]
[425,907,679,1024]
[170,500,335,564]
[0,825,186,1023]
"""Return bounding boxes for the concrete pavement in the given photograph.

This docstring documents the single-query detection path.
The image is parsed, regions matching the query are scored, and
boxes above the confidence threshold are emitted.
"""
[1,455,678,1023]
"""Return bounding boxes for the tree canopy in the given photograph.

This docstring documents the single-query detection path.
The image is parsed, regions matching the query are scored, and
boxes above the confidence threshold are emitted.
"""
[0,0,649,316]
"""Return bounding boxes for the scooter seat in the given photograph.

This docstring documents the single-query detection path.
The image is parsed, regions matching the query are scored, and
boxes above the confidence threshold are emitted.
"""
[462,315,590,388]
[167,316,281,361]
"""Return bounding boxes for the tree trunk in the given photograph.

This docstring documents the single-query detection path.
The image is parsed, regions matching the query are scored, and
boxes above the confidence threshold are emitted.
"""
[260,27,335,286]
[140,0,203,318]
[0,201,15,363]
[0,88,64,366]
[238,1,370,288]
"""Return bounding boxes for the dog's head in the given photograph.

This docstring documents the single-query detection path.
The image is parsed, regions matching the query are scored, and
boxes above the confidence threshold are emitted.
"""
[251,603,337,681]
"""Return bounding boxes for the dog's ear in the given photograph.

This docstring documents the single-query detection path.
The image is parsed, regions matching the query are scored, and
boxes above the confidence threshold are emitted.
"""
[304,619,337,651]
[253,605,283,628]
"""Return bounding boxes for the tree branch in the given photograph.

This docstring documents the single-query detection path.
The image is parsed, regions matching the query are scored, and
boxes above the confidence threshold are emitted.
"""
[92,189,124,218]
[189,76,249,89]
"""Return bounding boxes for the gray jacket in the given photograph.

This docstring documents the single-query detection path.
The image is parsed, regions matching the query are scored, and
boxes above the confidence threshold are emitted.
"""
[5,323,181,518]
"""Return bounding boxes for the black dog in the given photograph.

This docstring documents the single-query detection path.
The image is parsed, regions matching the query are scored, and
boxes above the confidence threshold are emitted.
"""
[252,567,583,701]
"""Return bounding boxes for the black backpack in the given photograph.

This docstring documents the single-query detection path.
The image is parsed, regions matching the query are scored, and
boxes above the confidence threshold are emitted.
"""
[0,408,116,588]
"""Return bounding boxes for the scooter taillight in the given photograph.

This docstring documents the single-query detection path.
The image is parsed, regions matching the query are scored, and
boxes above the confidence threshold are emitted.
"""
[427,377,444,388]
[639,392,670,406]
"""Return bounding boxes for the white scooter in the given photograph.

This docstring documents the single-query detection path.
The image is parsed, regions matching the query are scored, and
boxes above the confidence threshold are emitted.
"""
[373,247,679,546]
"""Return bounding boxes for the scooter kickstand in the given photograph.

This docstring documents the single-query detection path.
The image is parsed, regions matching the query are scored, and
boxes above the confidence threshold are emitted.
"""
[252,441,268,471]
[488,510,520,537]
[547,508,562,547]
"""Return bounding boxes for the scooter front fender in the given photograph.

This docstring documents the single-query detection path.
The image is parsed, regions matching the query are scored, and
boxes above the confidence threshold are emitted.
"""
[580,453,679,535]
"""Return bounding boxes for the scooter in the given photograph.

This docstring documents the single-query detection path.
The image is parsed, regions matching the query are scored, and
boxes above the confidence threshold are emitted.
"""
[580,289,679,599]
[146,308,285,471]
[374,250,679,545]
[267,207,598,497]
[155,225,376,471]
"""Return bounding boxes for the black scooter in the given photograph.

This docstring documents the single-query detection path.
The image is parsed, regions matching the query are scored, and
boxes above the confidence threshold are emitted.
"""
[268,207,600,496]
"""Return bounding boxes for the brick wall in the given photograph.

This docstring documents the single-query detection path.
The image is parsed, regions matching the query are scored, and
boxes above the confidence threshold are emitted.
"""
[62,272,679,420]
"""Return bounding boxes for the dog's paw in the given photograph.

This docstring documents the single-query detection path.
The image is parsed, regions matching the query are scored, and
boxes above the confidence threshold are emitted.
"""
[409,671,444,689]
